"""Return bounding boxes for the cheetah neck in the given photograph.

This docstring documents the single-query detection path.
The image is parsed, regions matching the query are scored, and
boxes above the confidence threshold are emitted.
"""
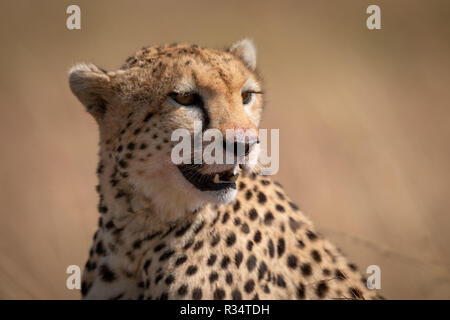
[95,149,214,234]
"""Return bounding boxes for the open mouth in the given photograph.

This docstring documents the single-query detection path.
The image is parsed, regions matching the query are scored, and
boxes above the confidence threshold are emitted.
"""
[177,165,239,192]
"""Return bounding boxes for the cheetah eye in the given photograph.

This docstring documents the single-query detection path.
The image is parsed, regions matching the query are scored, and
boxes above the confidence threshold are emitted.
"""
[241,91,253,105]
[169,92,198,106]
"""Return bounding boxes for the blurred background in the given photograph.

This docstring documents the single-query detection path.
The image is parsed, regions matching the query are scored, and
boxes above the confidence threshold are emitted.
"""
[0,0,449,299]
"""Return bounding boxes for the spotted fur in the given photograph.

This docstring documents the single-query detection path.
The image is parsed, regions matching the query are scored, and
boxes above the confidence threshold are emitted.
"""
[69,40,382,300]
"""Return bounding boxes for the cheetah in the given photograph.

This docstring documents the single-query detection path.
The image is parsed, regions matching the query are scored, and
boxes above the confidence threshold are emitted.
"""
[69,39,382,300]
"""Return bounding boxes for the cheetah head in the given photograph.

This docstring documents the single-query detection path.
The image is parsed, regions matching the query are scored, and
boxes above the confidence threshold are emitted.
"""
[69,40,263,222]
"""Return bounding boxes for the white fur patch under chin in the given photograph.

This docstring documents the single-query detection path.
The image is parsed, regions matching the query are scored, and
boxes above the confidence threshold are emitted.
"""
[204,188,238,205]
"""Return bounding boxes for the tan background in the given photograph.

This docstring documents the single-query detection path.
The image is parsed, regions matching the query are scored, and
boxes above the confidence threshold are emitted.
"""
[0,0,449,299]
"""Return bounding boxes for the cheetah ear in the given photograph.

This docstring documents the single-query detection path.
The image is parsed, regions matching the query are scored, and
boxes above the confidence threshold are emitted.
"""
[69,63,112,120]
[229,39,257,71]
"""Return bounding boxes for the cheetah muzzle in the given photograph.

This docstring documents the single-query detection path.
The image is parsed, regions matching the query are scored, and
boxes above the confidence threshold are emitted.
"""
[178,165,239,192]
